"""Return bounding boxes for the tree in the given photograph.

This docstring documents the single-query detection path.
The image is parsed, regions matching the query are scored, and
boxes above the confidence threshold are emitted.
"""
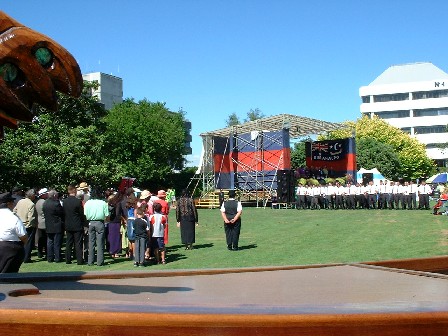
[225,112,240,127]
[244,108,264,122]
[103,99,187,189]
[320,116,435,180]
[291,137,312,168]
[0,81,109,191]
[356,138,401,181]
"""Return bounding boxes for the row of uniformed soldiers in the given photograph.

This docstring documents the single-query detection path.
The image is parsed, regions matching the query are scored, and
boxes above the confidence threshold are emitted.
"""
[295,180,433,210]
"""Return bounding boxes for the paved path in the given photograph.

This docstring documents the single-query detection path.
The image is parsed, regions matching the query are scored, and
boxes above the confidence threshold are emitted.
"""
[2,264,448,314]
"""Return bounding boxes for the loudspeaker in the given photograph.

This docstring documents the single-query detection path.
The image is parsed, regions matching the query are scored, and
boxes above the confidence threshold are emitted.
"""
[277,170,296,203]
[362,173,373,186]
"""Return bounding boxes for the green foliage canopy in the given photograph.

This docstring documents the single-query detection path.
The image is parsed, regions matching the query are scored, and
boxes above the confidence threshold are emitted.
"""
[319,116,435,180]
[225,112,240,127]
[0,81,109,191]
[355,138,401,180]
[103,99,187,188]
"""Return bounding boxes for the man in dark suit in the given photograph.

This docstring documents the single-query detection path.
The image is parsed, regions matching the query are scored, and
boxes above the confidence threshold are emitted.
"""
[42,190,64,263]
[62,184,86,265]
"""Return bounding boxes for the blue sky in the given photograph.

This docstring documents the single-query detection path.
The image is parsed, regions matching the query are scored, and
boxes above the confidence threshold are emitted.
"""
[4,1,448,166]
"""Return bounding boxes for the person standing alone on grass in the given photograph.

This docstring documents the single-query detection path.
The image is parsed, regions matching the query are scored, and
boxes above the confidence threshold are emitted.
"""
[176,189,198,250]
[220,189,242,251]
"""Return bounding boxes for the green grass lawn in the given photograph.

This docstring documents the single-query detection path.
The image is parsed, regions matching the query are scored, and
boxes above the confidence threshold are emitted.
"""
[19,206,448,273]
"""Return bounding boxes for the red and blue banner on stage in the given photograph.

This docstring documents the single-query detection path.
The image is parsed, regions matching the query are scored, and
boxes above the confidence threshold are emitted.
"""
[213,129,291,190]
[305,138,356,179]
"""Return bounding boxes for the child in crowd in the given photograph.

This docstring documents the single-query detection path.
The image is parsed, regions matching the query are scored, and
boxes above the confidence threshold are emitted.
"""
[133,207,150,267]
[149,202,168,264]
[139,202,153,261]
[125,195,137,259]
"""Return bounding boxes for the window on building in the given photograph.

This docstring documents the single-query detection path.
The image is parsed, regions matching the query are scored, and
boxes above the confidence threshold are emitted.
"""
[373,93,409,103]
[434,159,447,168]
[413,108,448,117]
[374,110,410,119]
[414,125,447,134]
[412,90,448,100]
[401,127,412,134]
[361,96,370,103]
[425,143,448,149]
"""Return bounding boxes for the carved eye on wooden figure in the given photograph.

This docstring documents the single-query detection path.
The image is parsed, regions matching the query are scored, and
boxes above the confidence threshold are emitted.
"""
[0,11,83,137]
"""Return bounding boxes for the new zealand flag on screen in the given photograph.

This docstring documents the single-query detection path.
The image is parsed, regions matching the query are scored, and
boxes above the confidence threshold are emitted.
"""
[305,138,356,178]
[310,140,346,161]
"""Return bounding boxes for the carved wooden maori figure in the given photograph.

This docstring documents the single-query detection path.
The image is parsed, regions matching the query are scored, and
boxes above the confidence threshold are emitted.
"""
[0,11,82,136]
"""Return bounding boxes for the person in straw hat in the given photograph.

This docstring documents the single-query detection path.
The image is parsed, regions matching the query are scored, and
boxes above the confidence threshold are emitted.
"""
[77,182,90,205]
[137,190,153,261]
[35,188,48,259]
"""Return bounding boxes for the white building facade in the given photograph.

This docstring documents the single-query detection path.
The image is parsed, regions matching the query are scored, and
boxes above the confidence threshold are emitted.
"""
[82,72,123,110]
[360,62,448,167]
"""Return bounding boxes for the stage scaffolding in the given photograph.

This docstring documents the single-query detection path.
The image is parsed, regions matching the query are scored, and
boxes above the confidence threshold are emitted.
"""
[190,114,342,207]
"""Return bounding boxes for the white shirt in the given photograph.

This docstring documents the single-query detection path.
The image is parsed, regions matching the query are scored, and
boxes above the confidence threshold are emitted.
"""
[367,184,377,195]
[409,183,418,194]
[0,208,26,242]
[418,184,432,195]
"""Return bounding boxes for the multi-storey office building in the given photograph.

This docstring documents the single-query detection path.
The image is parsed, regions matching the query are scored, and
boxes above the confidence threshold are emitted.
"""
[83,72,192,156]
[82,72,123,110]
[360,62,448,167]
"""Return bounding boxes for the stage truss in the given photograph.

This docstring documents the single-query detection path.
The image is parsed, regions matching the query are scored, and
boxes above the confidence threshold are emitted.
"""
[190,114,342,206]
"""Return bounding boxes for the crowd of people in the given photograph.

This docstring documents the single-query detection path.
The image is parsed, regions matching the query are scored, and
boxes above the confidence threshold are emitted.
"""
[0,183,200,273]
[295,180,434,210]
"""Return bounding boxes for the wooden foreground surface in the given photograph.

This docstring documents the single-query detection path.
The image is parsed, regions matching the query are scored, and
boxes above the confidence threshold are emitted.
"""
[1,258,448,335]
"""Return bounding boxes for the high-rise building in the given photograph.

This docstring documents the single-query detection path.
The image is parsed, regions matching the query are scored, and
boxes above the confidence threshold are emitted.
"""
[82,72,193,157]
[82,72,123,110]
[360,62,448,167]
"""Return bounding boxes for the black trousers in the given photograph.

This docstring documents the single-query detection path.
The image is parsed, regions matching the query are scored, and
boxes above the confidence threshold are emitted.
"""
[47,232,63,262]
[24,226,36,262]
[224,220,241,249]
[0,241,24,273]
[419,194,430,209]
[65,230,84,264]
[36,228,47,258]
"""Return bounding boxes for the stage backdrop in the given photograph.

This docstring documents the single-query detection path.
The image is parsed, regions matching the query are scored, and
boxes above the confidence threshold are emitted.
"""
[214,129,291,190]
[305,138,356,180]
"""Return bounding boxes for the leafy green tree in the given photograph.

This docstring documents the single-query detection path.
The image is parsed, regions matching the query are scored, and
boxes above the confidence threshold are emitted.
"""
[0,81,109,191]
[291,137,312,168]
[244,108,264,122]
[103,99,187,189]
[320,116,435,180]
[356,138,401,180]
[225,112,241,127]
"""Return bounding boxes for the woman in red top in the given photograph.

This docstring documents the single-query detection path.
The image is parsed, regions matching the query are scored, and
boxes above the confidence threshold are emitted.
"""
[153,190,169,244]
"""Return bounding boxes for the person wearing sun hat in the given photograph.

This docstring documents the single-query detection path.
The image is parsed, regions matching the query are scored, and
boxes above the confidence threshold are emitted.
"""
[137,190,153,261]
[77,182,91,205]
[0,192,28,273]
[138,190,153,212]
[35,188,49,259]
